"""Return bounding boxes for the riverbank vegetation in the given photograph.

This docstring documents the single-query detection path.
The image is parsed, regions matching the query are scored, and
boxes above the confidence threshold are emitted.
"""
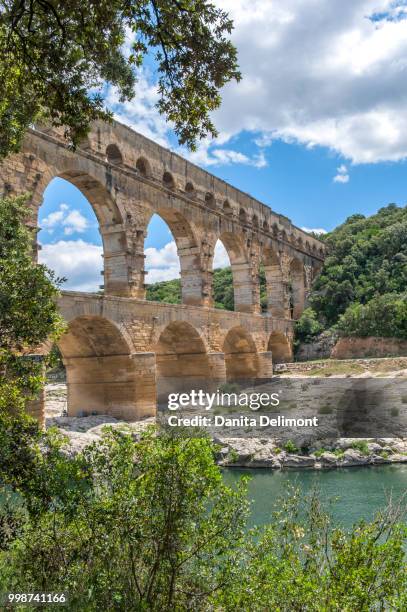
[0,194,64,415]
[0,415,406,610]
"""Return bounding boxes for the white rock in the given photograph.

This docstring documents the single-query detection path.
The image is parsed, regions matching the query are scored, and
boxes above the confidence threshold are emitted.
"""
[282,454,316,467]
[59,430,100,456]
[390,454,407,463]
[319,452,339,465]
[367,443,382,453]
[342,449,371,466]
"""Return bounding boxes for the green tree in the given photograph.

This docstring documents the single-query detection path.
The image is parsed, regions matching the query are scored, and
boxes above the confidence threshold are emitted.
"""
[0,193,64,411]
[309,204,407,335]
[146,277,181,304]
[0,428,405,611]
[0,428,249,610]
[294,307,323,345]
[337,292,407,340]
[0,193,65,549]
[0,0,240,158]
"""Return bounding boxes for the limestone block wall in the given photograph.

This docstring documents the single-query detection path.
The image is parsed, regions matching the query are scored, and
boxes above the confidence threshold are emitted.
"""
[48,292,296,420]
[0,119,327,422]
[0,120,325,316]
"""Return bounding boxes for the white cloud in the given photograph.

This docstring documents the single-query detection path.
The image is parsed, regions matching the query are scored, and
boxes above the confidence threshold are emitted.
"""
[145,241,179,269]
[144,241,180,283]
[105,70,268,168]
[333,164,350,183]
[146,266,181,283]
[333,173,350,183]
[301,227,328,235]
[209,0,407,164]
[39,240,102,292]
[104,1,407,166]
[41,203,88,235]
[186,143,267,168]
[41,205,67,233]
[63,209,88,234]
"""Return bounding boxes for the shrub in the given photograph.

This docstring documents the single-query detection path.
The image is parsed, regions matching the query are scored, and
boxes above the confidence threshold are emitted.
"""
[337,293,407,340]
[351,440,370,456]
[284,439,299,453]
[294,308,324,345]
[0,427,406,610]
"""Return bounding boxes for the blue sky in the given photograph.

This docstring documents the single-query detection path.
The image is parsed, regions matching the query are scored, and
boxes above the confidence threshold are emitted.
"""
[38,0,407,290]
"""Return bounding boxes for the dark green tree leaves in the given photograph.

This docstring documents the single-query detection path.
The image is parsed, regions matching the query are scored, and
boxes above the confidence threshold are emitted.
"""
[0,0,240,158]
[309,204,407,337]
[0,194,64,411]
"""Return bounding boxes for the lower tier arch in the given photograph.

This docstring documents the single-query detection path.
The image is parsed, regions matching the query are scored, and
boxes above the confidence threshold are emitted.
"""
[58,315,156,420]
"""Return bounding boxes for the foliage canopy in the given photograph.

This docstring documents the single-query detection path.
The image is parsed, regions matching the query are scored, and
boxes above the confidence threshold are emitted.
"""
[0,0,240,158]
[0,423,405,610]
[0,194,64,413]
[297,203,407,341]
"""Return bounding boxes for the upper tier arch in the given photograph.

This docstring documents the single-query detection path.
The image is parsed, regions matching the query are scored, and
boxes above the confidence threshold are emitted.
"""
[0,120,326,312]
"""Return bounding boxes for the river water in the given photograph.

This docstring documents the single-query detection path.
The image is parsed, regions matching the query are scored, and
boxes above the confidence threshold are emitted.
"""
[224,464,407,529]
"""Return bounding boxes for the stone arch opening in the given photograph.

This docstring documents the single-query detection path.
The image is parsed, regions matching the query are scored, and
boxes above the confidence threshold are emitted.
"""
[163,171,175,189]
[239,207,247,224]
[223,199,233,215]
[213,232,258,313]
[106,143,123,165]
[223,326,259,381]
[205,192,216,209]
[144,213,181,301]
[212,239,233,310]
[290,258,305,319]
[37,174,130,296]
[136,156,151,177]
[185,181,195,194]
[58,315,155,420]
[38,177,102,293]
[252,214,259,228]
[155,321,211,402]
[268,331,292,363]
[144,209,204,306]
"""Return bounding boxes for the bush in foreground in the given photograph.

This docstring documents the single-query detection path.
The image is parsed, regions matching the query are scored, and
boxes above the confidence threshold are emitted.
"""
[0,417,405,611]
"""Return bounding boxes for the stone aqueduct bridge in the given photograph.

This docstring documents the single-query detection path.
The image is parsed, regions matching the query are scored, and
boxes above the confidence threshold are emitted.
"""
[0,121,326,422]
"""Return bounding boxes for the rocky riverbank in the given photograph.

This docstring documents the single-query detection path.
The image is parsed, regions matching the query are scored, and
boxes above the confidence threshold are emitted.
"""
[45,382,407,469]
[215,436,407,469]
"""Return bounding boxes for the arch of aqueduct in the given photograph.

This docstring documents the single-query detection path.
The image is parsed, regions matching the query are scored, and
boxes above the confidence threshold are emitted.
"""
[0,120,326,423]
